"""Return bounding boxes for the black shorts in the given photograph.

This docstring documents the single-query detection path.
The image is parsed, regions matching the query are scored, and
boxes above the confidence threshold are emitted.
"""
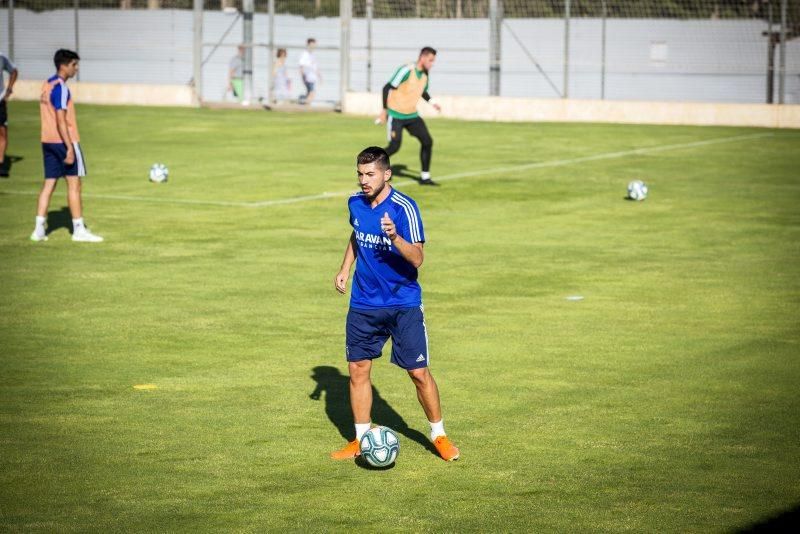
[386,115,430,144]
[0,100,7,127]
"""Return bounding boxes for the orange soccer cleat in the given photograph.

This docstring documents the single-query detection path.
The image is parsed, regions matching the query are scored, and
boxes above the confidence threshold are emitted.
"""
[433,435,460,462]
[331,439,361,460]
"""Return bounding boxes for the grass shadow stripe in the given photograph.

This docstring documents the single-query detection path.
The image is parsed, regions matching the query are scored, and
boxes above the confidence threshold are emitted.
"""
[0,189,252,208]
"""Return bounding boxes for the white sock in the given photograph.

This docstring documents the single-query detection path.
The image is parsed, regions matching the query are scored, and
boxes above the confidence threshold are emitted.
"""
[35,216,46,233]
[421,171,431,180]
[355,422,371,441]
[72,218,85,231]
[429,419,446,441]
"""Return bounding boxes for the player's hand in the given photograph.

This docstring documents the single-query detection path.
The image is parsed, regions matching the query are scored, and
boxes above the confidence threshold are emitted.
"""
[334,270,349,294]
[381,212,397,241]
[64,148,75,165]
[376,109,387,125]
[3,87,11,100]
[433,103,442,112]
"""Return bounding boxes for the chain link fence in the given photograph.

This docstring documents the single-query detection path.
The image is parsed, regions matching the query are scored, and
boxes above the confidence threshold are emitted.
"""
[2,0,798,105]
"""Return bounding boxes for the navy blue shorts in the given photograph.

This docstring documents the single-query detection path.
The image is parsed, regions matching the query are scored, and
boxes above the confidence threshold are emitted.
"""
[346,306,430,370]
[42,142,86,179]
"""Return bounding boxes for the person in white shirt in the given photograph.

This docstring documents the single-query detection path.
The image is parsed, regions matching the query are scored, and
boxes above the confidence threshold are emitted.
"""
[298,38,320,105]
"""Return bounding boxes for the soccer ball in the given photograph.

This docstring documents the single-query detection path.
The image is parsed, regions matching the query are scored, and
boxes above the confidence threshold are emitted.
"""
[627,180,648,201]
[359,426,400,467]
[149,163,169,183]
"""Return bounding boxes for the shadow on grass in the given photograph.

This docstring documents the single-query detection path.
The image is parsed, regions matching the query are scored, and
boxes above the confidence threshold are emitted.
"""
[390,164,440,186]
[46,207,73,236]
[309,365,437,459]
[390,164,417,180]
[0,154,23,177]
[736,504,800,533]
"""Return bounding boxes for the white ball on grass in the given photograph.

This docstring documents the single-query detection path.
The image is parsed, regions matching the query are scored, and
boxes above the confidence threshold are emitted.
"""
[149,163,169,183]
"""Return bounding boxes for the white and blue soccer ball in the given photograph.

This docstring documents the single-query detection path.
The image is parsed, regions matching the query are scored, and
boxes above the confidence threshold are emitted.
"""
[359,426,400,467]
[149,163,169,183]
[627,179,648,201]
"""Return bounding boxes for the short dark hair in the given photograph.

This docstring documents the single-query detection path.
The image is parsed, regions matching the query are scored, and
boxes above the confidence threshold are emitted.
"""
[307,38,316,45]
[54,49,80,69]
[420,46,437,57]
[357,146,390,171]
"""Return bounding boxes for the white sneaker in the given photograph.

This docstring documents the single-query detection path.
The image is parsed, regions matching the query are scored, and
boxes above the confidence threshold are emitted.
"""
[30,231,48,242]
[72,227,104,242]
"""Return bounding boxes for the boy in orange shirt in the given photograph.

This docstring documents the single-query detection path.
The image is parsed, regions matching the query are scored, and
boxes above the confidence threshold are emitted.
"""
[31,49,102,243]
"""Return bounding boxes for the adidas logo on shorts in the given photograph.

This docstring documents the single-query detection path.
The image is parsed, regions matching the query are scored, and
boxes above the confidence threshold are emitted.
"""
[416,354,426,363]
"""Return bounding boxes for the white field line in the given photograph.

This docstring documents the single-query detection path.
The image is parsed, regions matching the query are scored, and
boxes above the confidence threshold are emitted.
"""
[403,132,775,184]
[252,132,773,205]
[0,132,773,209]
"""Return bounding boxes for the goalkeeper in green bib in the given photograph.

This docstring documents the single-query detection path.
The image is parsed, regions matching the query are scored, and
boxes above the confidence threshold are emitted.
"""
[377,47,441,186]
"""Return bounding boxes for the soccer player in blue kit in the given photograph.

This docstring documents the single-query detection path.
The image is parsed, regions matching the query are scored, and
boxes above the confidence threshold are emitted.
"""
[331,146,460,462]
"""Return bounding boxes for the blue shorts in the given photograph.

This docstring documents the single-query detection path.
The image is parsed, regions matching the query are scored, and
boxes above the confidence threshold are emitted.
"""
[303,80,316,94]
[42,142,86,179]
[346,306,430,370]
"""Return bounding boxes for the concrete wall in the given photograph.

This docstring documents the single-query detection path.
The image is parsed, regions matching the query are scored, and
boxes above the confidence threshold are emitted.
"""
[11,79,198,107]
[344,91,800,129]
[10,79,800,129]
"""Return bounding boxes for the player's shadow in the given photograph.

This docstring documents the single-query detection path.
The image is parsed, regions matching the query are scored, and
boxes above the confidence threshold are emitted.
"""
[736,504,800,532]
[390,164,440,186]
[46,207,73,236]
[0,154,22,177]
[390,164,419,180]
[309,365,438,457]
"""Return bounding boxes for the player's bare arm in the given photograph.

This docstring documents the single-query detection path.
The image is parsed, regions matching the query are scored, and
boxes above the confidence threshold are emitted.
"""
[55,109,75,165]
[335,232,357,294]
[422,90,441,112]
[4,67,17,100]
[377,83,392,124]
[381,212,424,268]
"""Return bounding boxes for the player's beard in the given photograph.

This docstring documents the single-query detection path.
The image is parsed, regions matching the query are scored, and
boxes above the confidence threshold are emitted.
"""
[363,181,386,202]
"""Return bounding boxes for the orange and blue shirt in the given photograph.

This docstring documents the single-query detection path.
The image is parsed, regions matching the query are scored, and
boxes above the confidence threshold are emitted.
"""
[40,75,79,144]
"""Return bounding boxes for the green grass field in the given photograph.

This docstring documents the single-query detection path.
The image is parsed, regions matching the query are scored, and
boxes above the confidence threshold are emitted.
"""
[1,101,799,532]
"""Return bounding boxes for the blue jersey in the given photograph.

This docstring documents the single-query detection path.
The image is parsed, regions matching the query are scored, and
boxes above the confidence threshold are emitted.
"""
[348,188,425,309]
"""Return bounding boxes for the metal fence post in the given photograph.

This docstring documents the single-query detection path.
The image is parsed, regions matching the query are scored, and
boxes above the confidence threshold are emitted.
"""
[563,0,570,99]
[339,0,352,109]
[193,0,203,103]
[601,0,607,100]
[366,0,373,92]
[779,0,787,104]
[243,0,254,104]
[7,0,13,63]
[74,0,80,80]
[267,0,275,104]
[766,1,774,104]
[489,0,501,96]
